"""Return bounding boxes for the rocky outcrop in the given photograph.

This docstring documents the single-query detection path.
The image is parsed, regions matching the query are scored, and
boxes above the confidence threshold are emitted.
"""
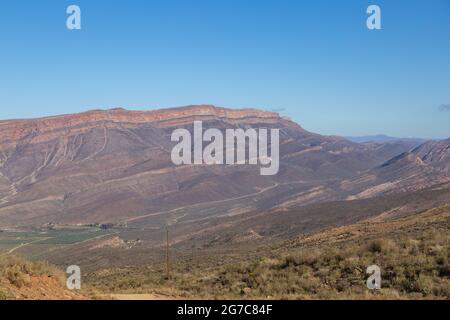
[0,105,288,151]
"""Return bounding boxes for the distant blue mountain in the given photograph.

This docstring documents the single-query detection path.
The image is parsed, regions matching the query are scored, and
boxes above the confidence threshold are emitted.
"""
[346,135,427,144]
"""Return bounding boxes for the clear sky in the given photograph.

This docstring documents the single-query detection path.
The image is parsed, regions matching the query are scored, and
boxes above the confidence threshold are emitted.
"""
[0,0,449,139]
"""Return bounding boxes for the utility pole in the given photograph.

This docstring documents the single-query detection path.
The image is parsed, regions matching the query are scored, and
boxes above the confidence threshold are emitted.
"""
[165,226,170,280]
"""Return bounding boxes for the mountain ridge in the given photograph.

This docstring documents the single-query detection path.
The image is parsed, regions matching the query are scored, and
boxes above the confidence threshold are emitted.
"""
[346,134,427,144]
[0,105,296,151]
[0,105,448,230]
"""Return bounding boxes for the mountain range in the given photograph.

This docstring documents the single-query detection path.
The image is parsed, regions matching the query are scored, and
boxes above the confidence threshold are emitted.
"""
[0,105,448,239]
[346,134,426,144]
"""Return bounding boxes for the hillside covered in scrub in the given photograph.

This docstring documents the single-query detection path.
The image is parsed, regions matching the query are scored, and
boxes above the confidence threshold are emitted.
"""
[0,255,84,300]
[1,205,448,300]
[87,205,450,299]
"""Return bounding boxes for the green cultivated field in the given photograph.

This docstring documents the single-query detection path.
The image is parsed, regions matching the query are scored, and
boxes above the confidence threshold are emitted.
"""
[0,229,114,246]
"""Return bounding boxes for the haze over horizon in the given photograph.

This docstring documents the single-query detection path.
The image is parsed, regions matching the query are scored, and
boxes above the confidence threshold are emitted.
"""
[0,0,449,139]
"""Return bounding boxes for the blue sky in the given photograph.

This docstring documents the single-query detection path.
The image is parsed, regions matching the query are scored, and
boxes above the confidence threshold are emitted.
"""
[0,0,449,139]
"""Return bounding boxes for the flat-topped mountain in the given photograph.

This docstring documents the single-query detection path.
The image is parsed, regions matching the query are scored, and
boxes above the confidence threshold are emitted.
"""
[0,106,447,229]
[0,105,286,151]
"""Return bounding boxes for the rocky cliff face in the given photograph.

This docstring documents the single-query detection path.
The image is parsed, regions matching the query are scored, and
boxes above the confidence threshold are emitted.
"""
[0,105,443,227]
[0,105,288,151]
